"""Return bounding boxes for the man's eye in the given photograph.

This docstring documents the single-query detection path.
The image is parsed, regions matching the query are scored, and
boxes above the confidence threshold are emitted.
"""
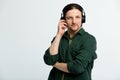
[66,17,72,20]
[76,16,80,18]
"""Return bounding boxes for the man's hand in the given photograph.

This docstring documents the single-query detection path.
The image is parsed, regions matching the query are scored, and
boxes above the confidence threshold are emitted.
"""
[57,20,68,36]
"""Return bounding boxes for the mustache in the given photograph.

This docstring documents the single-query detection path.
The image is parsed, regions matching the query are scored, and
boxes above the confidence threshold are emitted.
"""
[72,23,77,26]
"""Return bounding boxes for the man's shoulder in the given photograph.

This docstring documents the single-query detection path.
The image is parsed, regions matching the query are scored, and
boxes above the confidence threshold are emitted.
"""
[83,31,96,41]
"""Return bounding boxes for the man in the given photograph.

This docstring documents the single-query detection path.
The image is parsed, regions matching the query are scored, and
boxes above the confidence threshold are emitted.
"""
[44,3,97,80]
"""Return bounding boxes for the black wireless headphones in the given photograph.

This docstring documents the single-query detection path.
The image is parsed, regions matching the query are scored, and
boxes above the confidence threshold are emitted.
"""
[61,3,86,23]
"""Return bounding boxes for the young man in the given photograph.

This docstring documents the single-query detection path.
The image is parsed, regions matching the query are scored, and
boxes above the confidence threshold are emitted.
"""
[44,3,97,80]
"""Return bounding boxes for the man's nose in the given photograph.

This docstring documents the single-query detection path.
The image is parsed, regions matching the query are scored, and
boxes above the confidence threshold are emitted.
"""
[72,18,76,23]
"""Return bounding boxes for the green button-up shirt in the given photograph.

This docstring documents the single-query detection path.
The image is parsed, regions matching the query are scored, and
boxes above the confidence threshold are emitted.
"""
[44,28,97,80]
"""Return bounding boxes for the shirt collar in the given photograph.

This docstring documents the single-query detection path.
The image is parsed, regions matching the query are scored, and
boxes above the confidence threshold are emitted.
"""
[77,28,85,35]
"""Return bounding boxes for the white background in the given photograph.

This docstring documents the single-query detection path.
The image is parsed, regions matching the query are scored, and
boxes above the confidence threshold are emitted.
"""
[0,0,120,80]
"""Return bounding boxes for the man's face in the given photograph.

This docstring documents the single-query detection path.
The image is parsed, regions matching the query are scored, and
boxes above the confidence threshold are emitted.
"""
[65,9,82,33]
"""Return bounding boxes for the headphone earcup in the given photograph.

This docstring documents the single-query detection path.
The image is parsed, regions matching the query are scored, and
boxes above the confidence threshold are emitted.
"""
[82,15,85,23]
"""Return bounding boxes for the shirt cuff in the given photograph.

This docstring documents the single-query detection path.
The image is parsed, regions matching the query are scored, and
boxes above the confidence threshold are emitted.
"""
[44,48,59,65]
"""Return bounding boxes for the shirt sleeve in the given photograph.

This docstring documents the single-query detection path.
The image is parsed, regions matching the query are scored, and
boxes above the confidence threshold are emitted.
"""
[43,48,59,65]
[67,35,97,74]
[43,37,59,65]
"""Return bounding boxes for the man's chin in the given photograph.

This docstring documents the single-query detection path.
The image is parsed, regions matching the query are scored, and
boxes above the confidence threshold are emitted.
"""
[72,27,80,32]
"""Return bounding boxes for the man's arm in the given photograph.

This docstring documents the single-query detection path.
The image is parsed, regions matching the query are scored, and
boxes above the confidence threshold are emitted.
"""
[44,20,67,65]
[49,34,62,55]
[50,20,67,55]
[53,62,69,73]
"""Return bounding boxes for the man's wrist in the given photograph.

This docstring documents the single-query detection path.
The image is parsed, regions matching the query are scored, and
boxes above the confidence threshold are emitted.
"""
[56,33,63,38]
